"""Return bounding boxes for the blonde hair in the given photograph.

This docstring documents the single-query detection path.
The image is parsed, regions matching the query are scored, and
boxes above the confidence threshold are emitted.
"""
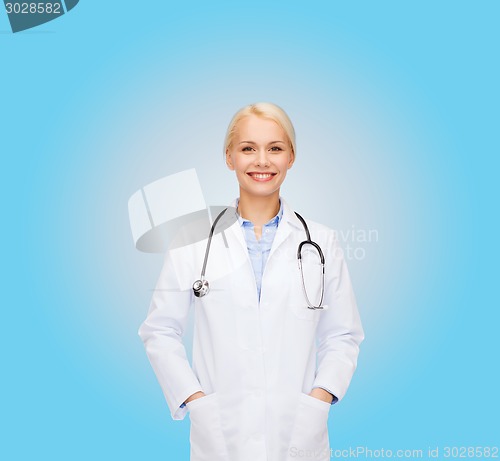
[223,102,296,157]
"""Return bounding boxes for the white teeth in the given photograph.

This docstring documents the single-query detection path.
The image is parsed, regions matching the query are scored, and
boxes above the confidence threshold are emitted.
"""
[252,173,273,179]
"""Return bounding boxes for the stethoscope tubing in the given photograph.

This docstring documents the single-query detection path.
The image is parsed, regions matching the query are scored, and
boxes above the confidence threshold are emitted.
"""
[199,208,228,280]
[295,212,325,309]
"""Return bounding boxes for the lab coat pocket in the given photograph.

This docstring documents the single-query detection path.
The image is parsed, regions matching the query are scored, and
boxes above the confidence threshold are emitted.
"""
[287,393,330,461]
[187,393,230,461]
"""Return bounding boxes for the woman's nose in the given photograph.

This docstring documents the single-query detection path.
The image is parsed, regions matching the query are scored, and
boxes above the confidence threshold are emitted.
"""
[255,149,270,167]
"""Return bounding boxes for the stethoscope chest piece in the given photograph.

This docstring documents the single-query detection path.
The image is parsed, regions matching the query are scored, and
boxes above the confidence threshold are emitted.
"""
[193,279,210,297]
[192,208,229,298]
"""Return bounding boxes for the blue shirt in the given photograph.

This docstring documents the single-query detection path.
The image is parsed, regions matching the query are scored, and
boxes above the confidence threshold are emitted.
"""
[236,199,283,301]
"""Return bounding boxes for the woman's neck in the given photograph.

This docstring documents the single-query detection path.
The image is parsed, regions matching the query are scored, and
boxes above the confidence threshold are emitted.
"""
[237,191,280,226]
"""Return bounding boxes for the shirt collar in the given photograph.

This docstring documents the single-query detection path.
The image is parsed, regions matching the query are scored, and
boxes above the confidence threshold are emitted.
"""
[236,198,283,227]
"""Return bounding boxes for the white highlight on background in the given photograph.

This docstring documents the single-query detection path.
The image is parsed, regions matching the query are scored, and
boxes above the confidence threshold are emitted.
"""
[128,169,207,253]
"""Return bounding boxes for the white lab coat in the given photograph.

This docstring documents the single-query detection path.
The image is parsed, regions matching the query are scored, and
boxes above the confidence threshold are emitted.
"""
[138,197,364,461]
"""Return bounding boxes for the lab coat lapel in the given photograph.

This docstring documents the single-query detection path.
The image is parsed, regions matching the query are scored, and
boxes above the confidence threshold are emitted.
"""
[268,197,303,261]
[225,219,247,258]
[222,208,261,305]
[222,202,252,274]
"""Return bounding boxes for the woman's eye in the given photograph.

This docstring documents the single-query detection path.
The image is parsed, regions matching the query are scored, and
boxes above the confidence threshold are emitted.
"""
[270,146,283,152]
[242,146,254,152]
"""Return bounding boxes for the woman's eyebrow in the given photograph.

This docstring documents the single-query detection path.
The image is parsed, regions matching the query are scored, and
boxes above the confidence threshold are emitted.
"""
[238,140,286,144]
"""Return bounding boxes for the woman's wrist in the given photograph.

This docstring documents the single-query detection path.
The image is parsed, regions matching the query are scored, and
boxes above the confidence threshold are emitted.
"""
[185,391,206,404]
[309,387,334,404]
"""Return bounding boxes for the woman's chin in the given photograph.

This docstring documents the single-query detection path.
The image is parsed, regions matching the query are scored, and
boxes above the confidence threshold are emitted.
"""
[239,188,281,200]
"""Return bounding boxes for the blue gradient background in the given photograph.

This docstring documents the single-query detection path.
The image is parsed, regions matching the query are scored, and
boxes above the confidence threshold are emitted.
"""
[1,1,498,459]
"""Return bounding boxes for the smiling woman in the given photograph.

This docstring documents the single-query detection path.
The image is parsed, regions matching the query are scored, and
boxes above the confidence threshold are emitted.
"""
[138,102,364,461]
[225,107,296,238]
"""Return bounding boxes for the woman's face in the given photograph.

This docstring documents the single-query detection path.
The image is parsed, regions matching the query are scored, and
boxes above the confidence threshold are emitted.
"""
[226,114,294,200]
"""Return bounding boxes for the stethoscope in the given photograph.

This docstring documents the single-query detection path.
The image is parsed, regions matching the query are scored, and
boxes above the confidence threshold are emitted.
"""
[192,208,325,309]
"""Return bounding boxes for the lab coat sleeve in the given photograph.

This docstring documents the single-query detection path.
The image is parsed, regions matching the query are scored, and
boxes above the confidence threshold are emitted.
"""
[138,250,203,421]
[312,231,365,402]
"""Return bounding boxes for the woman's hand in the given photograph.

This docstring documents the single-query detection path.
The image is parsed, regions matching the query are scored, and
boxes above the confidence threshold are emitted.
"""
[309,387,334,404]
[185,391,206,404]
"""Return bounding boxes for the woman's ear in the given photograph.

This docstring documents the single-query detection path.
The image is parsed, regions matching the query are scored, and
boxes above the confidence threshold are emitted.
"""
[226,149,234,170]
[288,151,295,169]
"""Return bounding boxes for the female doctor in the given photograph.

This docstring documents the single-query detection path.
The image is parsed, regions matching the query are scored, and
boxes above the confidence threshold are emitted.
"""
[138,102,364,461]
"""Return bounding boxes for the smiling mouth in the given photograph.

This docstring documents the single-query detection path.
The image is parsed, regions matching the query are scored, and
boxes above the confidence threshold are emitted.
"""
[247,172,277,181]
